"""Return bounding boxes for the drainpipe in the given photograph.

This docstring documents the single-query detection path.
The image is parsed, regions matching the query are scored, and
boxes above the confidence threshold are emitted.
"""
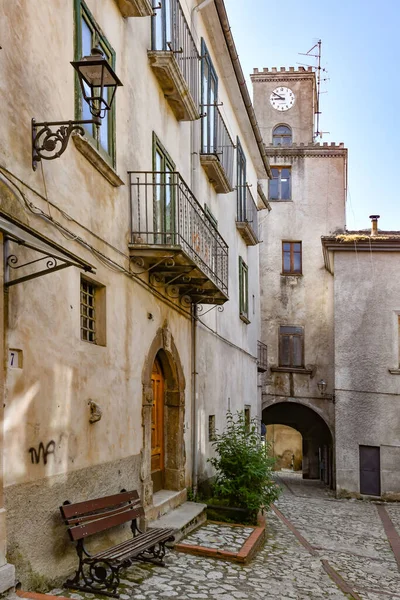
[191,304,198,495]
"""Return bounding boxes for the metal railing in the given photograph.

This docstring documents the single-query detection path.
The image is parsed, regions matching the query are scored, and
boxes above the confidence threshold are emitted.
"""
[201,106,235,188]
[257,341,268,372]
[237,185,259,241]
[129,171,228,295]
[151,0,200,108]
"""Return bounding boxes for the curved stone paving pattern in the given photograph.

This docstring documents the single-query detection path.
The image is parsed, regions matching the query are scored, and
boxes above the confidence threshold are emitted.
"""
[48,473,400,600]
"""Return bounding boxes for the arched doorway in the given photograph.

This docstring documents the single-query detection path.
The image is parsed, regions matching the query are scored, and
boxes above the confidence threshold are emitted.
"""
[141,322,186,507]
[151,357,165,492]
[263,402,334,487]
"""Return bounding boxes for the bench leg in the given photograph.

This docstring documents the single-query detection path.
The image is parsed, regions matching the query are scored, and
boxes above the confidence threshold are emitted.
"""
[64,556,121,598]
[134,539,172,566]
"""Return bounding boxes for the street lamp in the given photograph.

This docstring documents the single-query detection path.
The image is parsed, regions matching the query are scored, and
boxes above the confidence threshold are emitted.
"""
[317,379,327,395]
[32,47,123,170]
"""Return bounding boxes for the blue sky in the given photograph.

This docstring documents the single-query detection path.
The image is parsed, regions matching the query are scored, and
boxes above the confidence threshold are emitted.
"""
[224,0,399,231]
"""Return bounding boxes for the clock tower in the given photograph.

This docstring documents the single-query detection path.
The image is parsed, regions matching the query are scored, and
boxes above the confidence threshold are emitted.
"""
[252,66,317,144]
[252,65,347,486]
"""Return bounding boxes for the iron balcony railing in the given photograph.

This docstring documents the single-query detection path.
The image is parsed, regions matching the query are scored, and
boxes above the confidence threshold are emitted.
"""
[257,341,268,372]
[237,185,259,241]
[151,0,200,108]
[201,106,235,188]
[129,171,229,296]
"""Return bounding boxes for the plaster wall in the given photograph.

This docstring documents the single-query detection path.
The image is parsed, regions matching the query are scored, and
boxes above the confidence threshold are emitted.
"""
[260,153,345,419]
[266,424,302,471]
[0,0,265,586]
[334,252,400,497]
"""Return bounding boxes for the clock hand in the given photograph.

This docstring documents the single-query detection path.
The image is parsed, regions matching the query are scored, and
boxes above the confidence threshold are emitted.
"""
[272,92,285,101]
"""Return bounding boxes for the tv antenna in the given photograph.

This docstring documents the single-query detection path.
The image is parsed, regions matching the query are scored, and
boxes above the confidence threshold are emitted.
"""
[298,39,329,140]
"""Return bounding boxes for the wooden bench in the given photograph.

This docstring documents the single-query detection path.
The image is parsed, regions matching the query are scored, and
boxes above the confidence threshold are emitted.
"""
[60,490,175,598]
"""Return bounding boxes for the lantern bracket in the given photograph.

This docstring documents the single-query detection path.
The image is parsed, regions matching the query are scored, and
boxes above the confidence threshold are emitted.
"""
[31,116,101,171]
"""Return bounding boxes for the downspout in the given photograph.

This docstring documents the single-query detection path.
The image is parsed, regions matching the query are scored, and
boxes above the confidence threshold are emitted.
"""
[191,304,198,495]
[213,0,272,179]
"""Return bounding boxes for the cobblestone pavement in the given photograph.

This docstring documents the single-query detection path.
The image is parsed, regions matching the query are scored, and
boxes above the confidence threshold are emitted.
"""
[50,473,400,600]
[178,522,255,553]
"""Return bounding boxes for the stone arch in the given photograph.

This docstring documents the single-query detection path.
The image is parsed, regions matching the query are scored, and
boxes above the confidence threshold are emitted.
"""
[141,321,186,507]
[263,400,334,487]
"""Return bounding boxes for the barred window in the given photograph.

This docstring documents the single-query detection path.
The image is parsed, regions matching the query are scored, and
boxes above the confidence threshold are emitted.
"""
[80,277,106,346]
[208,415,216,442]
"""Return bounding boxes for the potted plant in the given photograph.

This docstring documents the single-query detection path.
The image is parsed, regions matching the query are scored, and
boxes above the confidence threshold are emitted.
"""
[207,411,280,524]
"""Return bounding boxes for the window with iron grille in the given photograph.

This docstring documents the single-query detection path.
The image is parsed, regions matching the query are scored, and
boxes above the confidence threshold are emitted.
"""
[80,277,106,345]
[81,279,96,343]
[282,241,302,274]
[239,256,249,323]
[279,326,304,367]
[269,167,291,201]
[208,415,216,442]
[244,406,251,433]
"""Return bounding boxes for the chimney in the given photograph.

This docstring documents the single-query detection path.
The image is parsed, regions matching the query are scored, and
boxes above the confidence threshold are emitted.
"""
[369,214,380,236]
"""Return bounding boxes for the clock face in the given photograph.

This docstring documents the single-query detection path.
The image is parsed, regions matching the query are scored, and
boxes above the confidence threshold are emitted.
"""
[270,87,295,111]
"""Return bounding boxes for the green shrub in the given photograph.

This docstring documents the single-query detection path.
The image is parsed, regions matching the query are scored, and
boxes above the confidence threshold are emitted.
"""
[208,411,281,519]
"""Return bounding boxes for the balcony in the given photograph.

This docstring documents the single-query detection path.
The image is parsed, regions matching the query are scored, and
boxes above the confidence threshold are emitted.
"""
[236,185,259,246]
[114,0,153,17]
[200,107,235,193]
[257,341,268,373]
[128,171,229,305]
[148,0,200,121]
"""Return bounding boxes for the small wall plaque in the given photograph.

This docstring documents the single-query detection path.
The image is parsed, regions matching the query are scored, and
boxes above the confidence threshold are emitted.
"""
[9,349,23,369]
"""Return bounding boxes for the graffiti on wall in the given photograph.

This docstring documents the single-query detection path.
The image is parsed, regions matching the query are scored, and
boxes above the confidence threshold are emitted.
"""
[28,441,55,465]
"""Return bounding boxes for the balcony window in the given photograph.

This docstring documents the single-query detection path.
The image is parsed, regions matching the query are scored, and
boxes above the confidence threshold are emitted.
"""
[150,0,199,121]
[201,40,218,155]
[153,134,176,243]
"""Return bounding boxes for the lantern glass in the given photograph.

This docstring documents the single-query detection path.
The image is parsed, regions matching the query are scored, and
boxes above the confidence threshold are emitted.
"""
[71,48,122,118]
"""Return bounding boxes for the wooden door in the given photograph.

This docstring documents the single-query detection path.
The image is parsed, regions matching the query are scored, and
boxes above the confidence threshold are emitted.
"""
[151,358,164,492]
[359,445,380,496]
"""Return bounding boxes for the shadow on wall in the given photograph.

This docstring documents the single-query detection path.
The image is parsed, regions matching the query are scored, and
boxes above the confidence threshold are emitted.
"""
[266,424,302,471]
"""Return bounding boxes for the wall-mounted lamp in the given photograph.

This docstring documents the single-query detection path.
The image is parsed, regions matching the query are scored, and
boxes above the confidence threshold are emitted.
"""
[32,47,123,170]
[317,379,327,395]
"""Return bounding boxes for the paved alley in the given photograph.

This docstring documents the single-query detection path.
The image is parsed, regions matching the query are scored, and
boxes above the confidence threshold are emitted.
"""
[49,473,400,600]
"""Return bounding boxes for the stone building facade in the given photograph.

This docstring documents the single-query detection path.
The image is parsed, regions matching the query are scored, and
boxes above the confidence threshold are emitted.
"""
[251,67,347,484]
[322,224,400,500]
[0,0,270,590]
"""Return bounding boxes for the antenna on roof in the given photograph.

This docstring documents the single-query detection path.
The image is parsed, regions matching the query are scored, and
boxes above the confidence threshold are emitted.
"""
[298,39,328,140]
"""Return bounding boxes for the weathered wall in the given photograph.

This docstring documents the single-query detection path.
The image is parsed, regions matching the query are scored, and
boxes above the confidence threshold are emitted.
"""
[0,0,265,586]
[334,251,400,498]
[266,424,302,471]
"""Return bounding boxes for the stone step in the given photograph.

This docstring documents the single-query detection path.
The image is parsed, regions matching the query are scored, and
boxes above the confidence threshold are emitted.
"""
[144,488,187,523]
[148,501,207,544]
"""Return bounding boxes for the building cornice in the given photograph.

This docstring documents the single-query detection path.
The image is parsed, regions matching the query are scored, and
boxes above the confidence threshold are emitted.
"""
[266,143,347,159]
[321,235,400,274]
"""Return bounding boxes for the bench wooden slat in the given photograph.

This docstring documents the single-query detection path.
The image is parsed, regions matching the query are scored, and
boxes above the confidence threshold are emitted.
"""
[94,528,175,562]
[61,490,139,519]
[65,499,142,527]
[68,506,144,541]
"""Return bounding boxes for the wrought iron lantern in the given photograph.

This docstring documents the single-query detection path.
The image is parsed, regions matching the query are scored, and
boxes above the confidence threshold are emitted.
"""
[317,379,327,395]
[32,47,123,170]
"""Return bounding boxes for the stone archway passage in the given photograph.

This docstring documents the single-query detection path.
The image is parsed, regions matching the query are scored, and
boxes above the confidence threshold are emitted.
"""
[263,402,334,487]
[141,322,186,507]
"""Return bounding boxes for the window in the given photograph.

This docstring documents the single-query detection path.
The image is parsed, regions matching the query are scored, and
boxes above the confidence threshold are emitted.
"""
[279,326,304,367]
[80,277,106,345]
[244,406,251,433]
[153,133,176,243]
[282,241,302,274]
[208,415,216,441]
[269,167,291,201]
[239,257,249,323]
[204,204,218,229]
[75,0,116,164]
[201,39,218,154]
[237,138,247,220]
[273,125,292,146]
